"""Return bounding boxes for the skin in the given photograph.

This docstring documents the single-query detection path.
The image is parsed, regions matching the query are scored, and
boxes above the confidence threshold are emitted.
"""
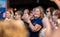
[45,10,60,37]
[6,11,11,19]
[28,8,42,32]
[50,0,60,9]
[46,8,51,19]
[0,20,29,37]
[15,12,21,20]
[42,16,51,37]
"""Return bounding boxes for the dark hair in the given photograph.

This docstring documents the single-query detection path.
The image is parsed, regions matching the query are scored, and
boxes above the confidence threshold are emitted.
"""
[15,11,23,17]
[47,7,55,15]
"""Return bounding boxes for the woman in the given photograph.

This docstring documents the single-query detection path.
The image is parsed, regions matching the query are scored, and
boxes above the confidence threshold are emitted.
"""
[5,10,14,21]
[51,10,60,37]
[27,6,44,37]
[45,10,60,37]
[40,7,55,37]
[22,9,29,23]
[45,7,55,29]
[14,11,24,24]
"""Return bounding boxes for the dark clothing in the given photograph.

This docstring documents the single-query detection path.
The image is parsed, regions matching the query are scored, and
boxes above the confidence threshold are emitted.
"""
[29,17,43,37]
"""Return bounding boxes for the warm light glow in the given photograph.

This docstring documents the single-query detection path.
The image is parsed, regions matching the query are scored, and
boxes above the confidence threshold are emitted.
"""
[14,8,17,11]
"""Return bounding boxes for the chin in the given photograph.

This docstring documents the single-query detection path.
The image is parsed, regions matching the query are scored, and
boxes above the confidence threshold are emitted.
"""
[34,15,38,17]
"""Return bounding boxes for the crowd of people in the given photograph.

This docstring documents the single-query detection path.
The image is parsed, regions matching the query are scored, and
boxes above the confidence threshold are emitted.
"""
[0,0,60,37]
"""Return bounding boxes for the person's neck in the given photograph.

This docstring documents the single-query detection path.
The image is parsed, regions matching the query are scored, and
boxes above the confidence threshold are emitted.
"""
[16,18,21,21]
[47,15,51,19]
[18,18,21,20]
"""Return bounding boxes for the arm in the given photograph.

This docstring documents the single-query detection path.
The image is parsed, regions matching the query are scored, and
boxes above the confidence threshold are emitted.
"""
[34,24,42,32]
[28,20,42,32]
[44,18,51,37]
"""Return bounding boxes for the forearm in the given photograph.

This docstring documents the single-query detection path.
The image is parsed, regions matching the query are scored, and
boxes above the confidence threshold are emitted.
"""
[28,20,42,32]
[45,21,51,37]
[29,22,35,31]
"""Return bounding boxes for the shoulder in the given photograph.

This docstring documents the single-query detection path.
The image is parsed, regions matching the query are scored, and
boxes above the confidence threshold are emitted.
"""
[42,17,49,23]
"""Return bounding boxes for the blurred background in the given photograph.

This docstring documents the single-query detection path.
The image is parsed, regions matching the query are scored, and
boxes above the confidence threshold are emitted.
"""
[0,0,59,19]
[9,0,58,10]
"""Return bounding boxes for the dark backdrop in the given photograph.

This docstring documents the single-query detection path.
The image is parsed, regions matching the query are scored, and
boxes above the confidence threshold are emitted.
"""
[9,0,58,10]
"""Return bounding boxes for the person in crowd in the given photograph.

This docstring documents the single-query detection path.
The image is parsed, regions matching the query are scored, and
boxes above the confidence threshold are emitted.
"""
[50,0,60,9]
[14,11,27,29]
[45,7,55,29]
[51,10,60,37]
[5,10,14,21]
[44,10,60,37]
[29,9,34,20]
[39,7,55,37]
[14,11,23,22]
[22,9,30,23]
[52,10,59,29]
[0,20,29,37]
[27,6,44,37]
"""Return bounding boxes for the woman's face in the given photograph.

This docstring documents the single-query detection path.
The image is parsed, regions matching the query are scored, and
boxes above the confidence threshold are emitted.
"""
[6,11,11,18]
[15,13,21,20]
[52,11,57,21]
[33,8,40,18]
[53,14,58,22]
[46,8,51,17]
[24,9,29,14]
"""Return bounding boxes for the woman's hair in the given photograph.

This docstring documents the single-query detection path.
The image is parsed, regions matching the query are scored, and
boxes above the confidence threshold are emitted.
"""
[36,6,44,18]
[6,11,12,14]
[47,7,55,15]
[24,9,29,14]
[15,11,23,17]
[0,20,29,37]
[54,10,60,19]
